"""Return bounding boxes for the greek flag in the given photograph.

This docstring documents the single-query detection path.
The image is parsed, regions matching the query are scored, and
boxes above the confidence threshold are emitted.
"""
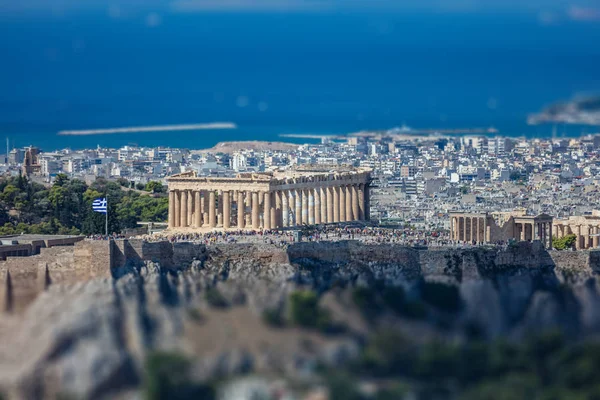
[92,198,107,214]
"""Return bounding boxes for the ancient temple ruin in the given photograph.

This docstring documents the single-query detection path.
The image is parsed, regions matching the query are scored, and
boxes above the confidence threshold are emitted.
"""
[449,210,554,248]
[166,167,371,230]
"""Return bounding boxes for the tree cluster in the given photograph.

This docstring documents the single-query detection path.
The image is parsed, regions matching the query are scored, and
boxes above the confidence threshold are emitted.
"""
[0,174,168,235]
[552,234,577,251]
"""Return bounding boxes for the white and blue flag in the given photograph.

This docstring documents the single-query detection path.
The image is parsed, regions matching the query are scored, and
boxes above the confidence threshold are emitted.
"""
[92,198,107,214]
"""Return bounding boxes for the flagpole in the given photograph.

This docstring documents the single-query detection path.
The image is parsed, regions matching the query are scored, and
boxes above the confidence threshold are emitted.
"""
[105,195,108,237]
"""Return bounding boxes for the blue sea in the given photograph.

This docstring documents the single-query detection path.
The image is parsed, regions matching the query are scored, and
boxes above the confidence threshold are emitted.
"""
[1,10,600,150]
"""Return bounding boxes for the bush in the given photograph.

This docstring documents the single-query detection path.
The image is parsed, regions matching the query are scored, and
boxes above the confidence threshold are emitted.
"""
[399,300,428,320]
[457,342,491,385]
[553,234,577,251]
[381,286,406,313]
[324,372,363,400]
[263,308,286,328]
[414,340,460,380]
[359,331,416,376]
[205,287,228,308]
[186,308,204,323]
[320,328,600,399]
[289,290,320,328]
[375,383,410,400]
[352,285,427,320]
[420,281,462,313]
[460,374,539,400]
[288,290,338,333]
[145,181,166,193]
[352,287,382,319]
[144,352,215,400]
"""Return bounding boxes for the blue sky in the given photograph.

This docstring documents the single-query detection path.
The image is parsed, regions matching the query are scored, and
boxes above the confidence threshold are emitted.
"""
[1,0,600,17]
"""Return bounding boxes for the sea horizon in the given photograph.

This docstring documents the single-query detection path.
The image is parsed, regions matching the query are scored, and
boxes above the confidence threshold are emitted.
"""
[2,11,599,151]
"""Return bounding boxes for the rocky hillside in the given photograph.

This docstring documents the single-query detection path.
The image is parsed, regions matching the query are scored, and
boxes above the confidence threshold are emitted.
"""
[0,241,599,399]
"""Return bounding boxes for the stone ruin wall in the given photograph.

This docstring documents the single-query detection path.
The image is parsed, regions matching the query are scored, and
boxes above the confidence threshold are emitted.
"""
[0,240,112,313]
[0,238,599,313]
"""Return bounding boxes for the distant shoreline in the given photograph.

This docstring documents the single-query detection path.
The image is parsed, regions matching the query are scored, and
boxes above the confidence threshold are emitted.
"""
[57,123,237,136]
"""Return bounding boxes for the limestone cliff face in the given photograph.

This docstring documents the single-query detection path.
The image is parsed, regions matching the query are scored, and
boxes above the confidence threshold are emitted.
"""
[0,240,599,399]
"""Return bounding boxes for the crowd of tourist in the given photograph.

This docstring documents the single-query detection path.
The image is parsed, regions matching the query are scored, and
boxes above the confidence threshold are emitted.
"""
[86,227,518,250]
[131,226,458,247]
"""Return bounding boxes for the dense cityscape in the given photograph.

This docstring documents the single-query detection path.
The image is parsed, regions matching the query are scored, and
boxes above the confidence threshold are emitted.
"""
[6,131,600,240]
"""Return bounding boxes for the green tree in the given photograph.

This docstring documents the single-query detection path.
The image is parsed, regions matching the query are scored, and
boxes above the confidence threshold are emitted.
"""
[553,234,577,251]
[145,181,165,193]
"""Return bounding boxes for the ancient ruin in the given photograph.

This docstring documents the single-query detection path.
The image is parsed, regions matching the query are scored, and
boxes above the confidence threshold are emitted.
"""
[449,210,554,248]
[553,212,600,250]
[166,167,372,230]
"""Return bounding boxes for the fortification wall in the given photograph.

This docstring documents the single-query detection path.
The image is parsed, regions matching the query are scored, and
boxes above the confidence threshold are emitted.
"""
[0,240,112,313]
[110,239,205,270]
[0,238,598,314]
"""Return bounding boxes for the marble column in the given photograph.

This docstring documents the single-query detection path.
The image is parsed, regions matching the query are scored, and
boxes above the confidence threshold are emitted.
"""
[319,187,329,224]
[301,189,308,225]
[202,192,207,226]
[576,225,582,250]
[174,191,181,228]
[168,190,176,228]
[333,186,340,223]
[346,185,353,221]
[583,226,590,249]
[466,217,470,241]
[295,189,303,226]
[237,191,245,228]
[453,217,458,241]
[264,191,271,230]
[252,192,260,229]
[180,190,188,227]
[314,189,321,225]
[308,190,315,225]
[222,191,231,229]
[485,221,491,242]
[186,190,193,227]
[339,186,347,222]
[289,191,296,226]
[358,184,365,220]
[352,185,359,222]
[208,191,216,228]
[593,226,599,248]
[270,192,277,229]
[275,190,283,229]
[326,187,333,223]
[282,190,289,227]
[194,191,201,228]
[470,218,475,243]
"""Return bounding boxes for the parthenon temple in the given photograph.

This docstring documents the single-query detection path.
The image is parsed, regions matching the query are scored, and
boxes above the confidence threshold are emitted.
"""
[449,210,554,248]
[166,168,371,230]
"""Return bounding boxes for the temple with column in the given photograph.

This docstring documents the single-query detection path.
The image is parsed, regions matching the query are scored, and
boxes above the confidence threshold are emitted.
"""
[449,210,554,248]
[553,213,600,250]
[166,167,371,231]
